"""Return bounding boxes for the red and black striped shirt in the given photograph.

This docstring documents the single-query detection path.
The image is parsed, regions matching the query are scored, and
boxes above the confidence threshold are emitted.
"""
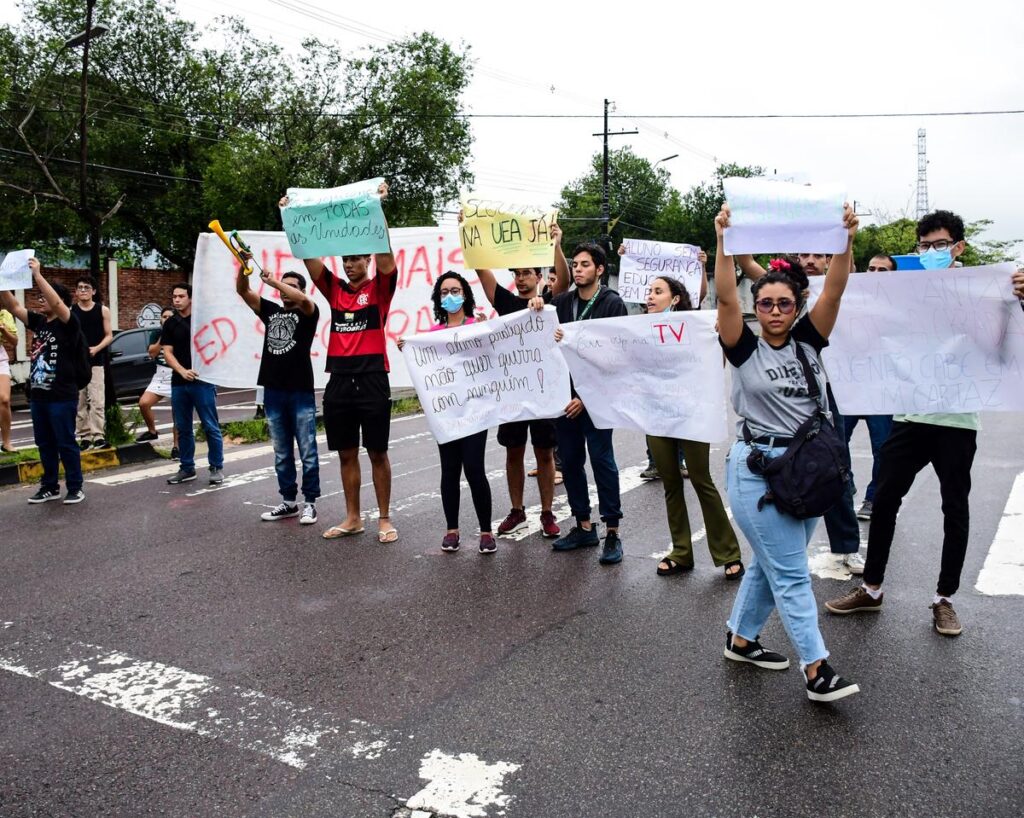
[314,271,397,374]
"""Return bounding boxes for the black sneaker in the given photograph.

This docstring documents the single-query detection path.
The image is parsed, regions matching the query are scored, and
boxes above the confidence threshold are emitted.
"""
[170,446,180,461]
[552,525,600,551]
[261,502,299,521]
[167,469,197,484]
[78,439,90,451]
[723,632,790,670]
[27,487,61,504]
[598,531,623,565]
[136,431,159,442]
[63,489,85,505]
[804,661,860,702]
[856,500,873,521]
[92,439,109,450]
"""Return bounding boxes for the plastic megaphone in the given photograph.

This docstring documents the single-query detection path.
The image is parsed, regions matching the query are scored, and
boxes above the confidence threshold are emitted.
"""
[208,219,253,275]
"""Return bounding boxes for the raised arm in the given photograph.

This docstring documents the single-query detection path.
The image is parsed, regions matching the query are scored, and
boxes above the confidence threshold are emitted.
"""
[235,253,262,315]
[0,290,28,326]
[735,253,766,282]
[551,222,570,295]
[32,259,71,323]
[260,271,316,317]
[808,203,859,339]
[373,181,396,277]
[714,206,745,348]
[698,249,709,303]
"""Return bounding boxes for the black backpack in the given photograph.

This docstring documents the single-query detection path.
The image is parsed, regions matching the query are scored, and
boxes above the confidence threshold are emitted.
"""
[743,340,850,520]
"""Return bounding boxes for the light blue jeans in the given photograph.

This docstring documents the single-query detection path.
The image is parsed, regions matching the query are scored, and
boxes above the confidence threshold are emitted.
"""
[725,440,829,666]
[264,387,320,503]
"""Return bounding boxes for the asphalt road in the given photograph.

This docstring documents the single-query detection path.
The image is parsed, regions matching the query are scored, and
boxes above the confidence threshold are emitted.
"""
[1,408,1022,817]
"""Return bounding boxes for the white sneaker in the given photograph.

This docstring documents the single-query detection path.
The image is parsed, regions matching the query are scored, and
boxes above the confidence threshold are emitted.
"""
[300,503,317,525]
[261,502,299,521]
[844,552,866,576]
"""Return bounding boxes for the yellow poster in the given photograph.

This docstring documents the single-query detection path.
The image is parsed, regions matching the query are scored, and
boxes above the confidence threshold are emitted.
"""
[459,193,558,269]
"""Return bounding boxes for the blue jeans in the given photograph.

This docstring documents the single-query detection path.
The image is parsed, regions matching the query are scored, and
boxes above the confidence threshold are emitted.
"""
[840,414,893,502]
[264,387,320,503]
[726,441,829,666]
[556,410,621,525]
[171,381,223,472]
[822,390,860,554]
[30,399,83,493]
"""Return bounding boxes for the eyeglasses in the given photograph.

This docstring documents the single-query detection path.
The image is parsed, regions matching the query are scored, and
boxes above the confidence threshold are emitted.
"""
[439,287,463,297]
[917,239,957,252]
[755,297,797,315]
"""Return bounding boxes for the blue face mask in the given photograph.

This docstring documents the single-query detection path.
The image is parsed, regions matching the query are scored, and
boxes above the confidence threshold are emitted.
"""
[441,293,465,313]
[919,248,953,270]
[663,303,675,313]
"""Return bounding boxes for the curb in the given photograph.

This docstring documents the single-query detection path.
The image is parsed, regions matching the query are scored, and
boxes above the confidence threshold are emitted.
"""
[0,441,163,486]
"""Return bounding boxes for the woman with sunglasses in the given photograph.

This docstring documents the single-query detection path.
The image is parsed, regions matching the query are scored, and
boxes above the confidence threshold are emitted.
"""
[643,275,744,580]
[398,271,496,555]
[714,202,863,703]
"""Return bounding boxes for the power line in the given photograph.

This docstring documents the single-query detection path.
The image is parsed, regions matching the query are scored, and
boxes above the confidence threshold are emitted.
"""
[0,147,202,183]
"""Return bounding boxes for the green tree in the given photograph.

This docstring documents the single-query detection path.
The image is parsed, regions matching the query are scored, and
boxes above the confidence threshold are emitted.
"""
[854,216,1020,269]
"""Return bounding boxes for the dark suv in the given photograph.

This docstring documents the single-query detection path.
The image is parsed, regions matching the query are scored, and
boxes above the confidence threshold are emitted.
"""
[108,327,158,398]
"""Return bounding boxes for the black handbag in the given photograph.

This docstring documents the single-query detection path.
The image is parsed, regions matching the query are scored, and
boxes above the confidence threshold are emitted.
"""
[743,340,850,520]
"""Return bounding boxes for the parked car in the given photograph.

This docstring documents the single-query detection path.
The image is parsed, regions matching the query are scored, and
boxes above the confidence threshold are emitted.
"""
[108,327,158,398]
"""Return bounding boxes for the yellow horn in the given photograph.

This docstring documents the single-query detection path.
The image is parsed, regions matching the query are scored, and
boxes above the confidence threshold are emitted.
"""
[208,219,252,274]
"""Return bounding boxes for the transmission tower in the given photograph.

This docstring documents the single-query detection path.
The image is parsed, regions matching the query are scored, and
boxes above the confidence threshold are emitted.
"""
[916,128,928,219]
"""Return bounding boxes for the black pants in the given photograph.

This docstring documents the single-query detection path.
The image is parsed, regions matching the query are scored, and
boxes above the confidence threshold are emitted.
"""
[438,430,492,532]
[864,421,977,596]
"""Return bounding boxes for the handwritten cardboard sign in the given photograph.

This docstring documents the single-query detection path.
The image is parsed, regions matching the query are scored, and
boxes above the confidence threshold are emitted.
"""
[618,238,702,307]
[281,178,390,259]
[459,193,558,269]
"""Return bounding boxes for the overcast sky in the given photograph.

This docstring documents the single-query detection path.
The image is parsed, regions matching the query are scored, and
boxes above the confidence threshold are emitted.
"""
[6,0,1023,260]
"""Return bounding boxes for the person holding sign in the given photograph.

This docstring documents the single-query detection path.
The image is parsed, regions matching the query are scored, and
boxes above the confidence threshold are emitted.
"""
[398,272,495,554]
[235,259,321,526]
[280,182,399,543]
[715,202,862,703]
[826,210,1024,638]
[642,275,744,579]
[0,307,17,453]
[463,214,571,540]
[535,242,628,566]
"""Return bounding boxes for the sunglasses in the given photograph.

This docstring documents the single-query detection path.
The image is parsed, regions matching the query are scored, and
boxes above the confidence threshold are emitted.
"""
[755,297,797,315]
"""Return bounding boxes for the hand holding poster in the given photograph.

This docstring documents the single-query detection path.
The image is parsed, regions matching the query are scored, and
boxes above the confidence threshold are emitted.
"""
[809,264,1024,414]
[0,249,35,290]
[402,306,571,444]
[459,193,558,269]
[558,311,727,442]
[618,238,702,307]
[723,178,847,254]
[281,178,390,259]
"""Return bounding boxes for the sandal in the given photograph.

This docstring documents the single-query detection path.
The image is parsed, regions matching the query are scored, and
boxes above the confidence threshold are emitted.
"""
[377,516,399,543]
[657,557,694,576]
[554,471,563,485]
[322,523,365,539]
[724,561,745,581]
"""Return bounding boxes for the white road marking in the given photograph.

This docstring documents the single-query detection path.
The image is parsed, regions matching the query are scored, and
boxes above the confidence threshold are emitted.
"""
[406,750,520,818]
[976,470,1024,596]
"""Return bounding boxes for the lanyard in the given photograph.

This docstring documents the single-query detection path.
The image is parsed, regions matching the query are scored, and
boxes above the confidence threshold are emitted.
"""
[575,289,601,321]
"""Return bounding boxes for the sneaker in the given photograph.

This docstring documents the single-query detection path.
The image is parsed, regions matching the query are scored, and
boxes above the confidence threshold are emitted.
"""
[843,552,866,576]
[170,446,180,461]
[930,599,962,637]
[479,533,497,554]
[167,469,197,484]
[261,502,299,521]
[640,465,660,480]
[825,585,883,615]
[804,661,860,702]
[254,406,266,419]
[441,533,460,552]
[723,632,790,670]
[27,487,61,504]
[552,525,600,551]
[92,439,109,450]
[299,503,317,525]
[63,489,85,505]
[208,468,224,485]
[136,431,159,442]
[598,532,623,565]
[78,439,91,451]
[540,510,560,538]
[497,507,528,535]
[856,500,873,520]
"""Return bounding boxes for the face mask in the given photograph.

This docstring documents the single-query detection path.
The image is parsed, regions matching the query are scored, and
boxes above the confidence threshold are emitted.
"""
[662,304,675,313]
[441,293,465,313]
[919,248,953,270]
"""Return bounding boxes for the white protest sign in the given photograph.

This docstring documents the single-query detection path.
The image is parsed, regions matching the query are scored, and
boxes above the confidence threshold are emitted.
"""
[0,249,35,290]
[618,238,702,307]
[723,178,847,254]
[191,227,510,390]
[808,264,1024,414]
[402,307,571,445]
[558,311,727,442]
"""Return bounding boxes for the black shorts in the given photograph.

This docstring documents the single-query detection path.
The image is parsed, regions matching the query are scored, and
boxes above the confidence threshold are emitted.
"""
[497,418,557,449]
[323,372,391,452]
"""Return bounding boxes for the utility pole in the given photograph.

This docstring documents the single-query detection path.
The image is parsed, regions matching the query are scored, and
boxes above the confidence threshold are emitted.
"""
[80,0,100,276]
[593,99,637,283]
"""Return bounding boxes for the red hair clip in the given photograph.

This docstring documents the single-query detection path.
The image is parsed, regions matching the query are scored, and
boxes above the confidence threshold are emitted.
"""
[768,258,792,272]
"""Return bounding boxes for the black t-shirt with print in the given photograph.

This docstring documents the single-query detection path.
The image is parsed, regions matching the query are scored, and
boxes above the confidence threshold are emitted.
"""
[257,298,320,392]
[491,285,552,317]
[160,312,193,386]
[27,311,81,402]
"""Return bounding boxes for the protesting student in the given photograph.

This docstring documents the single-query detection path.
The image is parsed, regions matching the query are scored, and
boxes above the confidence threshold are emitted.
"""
[643,275,744,579]
[399,272,495,554]
[715,202,861,703]
[71,276,113,450]
[0,306,16,453]
[0,258,85,504]
[136,307,179,455]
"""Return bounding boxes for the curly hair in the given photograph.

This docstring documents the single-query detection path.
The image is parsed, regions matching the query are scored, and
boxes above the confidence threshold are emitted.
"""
[653,276,694,311]
[432,270,476,324]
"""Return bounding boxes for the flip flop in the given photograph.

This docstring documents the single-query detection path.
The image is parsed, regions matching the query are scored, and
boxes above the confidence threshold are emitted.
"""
[378,528,399,543]
[657,557,694,576]
[554,471,563,485]
[322,524,365,539]
[724,561,745,581]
